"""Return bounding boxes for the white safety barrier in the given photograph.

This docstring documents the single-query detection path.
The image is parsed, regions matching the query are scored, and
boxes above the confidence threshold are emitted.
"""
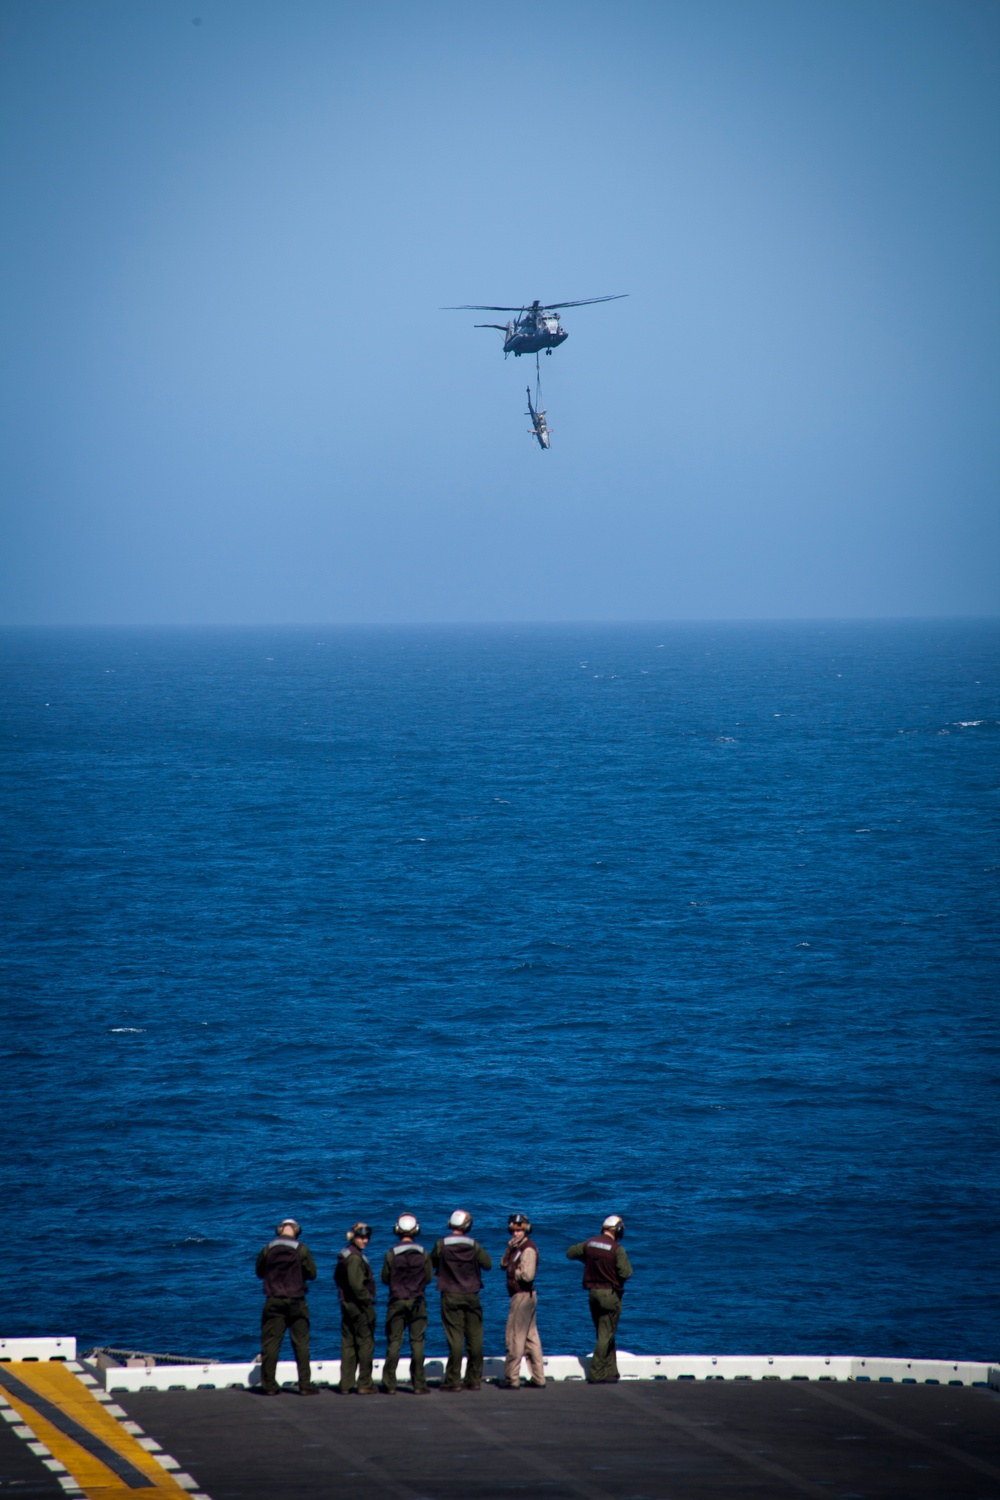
[850,1356,992,1386]
[619,1354,993,1386]
[90,1350,996,1394]
[0,1338,76,1362]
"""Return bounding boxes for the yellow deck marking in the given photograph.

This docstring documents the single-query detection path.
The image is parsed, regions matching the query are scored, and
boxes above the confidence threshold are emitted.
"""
[1,1361,192,1498]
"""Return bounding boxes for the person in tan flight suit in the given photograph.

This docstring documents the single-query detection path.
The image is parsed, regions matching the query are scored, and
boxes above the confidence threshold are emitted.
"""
[500,1212,545,1388]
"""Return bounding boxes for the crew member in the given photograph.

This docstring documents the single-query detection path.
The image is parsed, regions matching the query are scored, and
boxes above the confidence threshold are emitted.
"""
[431,1210,492,1391]
[255,1217,318,1395]
[566,1215,632,1383]
[500,1212,545,1388]
[335,1222,377,1394]
[380,1213,433,1394]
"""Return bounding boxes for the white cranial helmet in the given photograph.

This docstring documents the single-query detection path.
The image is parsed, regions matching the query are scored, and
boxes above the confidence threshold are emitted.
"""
[448,1209,472,1232]
[395,1213,420,1236]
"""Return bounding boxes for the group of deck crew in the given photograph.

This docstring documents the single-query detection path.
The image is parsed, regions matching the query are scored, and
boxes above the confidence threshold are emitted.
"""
[255,1210,632,1396]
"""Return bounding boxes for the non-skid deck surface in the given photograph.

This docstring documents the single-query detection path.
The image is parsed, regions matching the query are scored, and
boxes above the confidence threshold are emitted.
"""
[115,1379,1000,1500]
[0,1361,202,1499]
[0,1403,67,1496]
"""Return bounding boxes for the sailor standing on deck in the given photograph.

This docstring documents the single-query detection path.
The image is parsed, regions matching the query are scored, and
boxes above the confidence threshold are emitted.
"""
[566,1215,632,1383]
[335,1222,377,1394]
[255,1218,319,1395]
[380,1214,433,1394]
[500,1213,546,1388]
[431,1210,492,1391]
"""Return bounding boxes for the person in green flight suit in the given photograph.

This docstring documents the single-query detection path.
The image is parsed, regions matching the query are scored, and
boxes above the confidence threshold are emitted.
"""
[566,1215,632,1383]
[430,1210,492,1390]
[255,1217,319,1395]
[335,1222,377,1394]
[380,1213,434,1394]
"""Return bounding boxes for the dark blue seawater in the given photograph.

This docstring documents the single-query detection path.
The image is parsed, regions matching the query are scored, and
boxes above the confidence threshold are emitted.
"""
[2,622,997,1364]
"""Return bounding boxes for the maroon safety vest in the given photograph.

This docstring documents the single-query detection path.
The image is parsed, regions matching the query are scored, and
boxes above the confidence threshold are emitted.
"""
[260,1239,307,1299]
[582,1234,625,1293]
[387,1242,430,1301]
[505,1238,538,1295]
[435,1235,484,1294]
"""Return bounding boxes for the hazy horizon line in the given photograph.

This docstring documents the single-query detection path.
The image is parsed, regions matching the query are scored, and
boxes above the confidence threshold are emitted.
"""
[2,614,997,632]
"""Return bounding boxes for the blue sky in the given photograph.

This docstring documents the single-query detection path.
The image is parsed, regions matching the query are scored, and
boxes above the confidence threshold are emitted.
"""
[1,0,997,623]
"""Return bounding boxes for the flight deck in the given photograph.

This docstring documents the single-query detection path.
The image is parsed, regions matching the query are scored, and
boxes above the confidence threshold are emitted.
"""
[2,1339,998,1500]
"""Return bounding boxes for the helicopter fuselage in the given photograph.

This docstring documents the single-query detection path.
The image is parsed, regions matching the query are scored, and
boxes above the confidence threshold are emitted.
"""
[503,314,568,356]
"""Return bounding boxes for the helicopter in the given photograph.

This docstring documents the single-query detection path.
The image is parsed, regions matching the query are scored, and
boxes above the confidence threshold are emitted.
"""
[525,385,551,450]
[444,295,626,357]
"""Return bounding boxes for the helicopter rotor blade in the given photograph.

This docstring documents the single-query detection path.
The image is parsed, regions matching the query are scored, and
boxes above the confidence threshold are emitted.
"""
[443,295,627,312]
[539,295,629,310]
[474,323,509,330]
[443,305,526,312]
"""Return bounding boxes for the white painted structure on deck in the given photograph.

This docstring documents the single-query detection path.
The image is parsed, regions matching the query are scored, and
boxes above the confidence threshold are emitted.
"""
[83,1351,999,1393]
[2,1338,995,1392]
[0,1338,76,1362]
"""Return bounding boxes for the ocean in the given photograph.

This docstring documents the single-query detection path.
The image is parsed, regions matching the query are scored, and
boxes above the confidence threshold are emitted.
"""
[2,620,997,1365]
